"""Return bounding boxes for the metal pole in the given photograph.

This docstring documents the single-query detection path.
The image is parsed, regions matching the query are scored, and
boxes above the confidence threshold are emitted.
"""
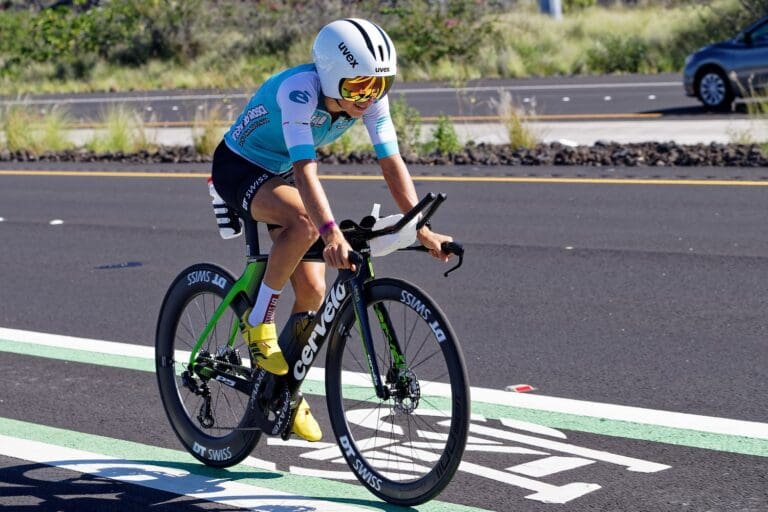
[539,0,563,20]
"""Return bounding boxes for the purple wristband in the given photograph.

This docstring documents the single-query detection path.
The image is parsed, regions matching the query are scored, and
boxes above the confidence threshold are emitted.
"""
[319,220,337,236]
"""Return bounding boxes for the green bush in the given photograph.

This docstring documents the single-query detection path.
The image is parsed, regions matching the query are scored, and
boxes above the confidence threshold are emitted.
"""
[424,115,462,155]
[563,0,598,13]
[586,34,649,73]
[388,95,423,153]
[381,0,496,66]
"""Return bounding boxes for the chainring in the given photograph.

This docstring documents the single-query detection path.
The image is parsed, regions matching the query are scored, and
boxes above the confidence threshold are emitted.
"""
[249,368,292,436]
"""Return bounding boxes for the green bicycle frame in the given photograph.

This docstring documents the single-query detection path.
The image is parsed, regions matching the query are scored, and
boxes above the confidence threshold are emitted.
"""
[186,259,266,368]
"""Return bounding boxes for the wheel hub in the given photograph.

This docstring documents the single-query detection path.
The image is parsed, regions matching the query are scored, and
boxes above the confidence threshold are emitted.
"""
[389,368,421,414]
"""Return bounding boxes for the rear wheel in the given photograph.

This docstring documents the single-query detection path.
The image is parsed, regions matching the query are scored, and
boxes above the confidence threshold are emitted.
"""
[696,67,734,111]
[155,263,260,468]
[325,278,470,506]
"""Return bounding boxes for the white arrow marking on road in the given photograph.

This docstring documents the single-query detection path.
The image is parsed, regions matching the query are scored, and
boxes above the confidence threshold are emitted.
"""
[507,456,595,478]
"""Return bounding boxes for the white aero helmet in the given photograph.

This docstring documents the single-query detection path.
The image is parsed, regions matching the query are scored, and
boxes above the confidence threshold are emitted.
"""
[312,18,397,102]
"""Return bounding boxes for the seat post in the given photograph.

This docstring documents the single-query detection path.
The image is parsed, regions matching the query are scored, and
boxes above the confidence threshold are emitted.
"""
[242,216,262,261]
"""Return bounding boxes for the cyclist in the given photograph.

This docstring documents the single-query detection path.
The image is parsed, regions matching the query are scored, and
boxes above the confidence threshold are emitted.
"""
[211,18,454,442]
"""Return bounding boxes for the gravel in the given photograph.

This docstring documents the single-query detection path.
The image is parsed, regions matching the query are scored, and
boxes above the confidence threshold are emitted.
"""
[1,141,766,167]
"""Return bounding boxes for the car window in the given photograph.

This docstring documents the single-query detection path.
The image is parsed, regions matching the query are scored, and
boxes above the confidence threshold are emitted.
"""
[750,22,768,44]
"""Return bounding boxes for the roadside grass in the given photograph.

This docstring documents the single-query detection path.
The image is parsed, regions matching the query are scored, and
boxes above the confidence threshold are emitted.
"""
[0,0,742,95]
[326,122,371,155]
[745,97,768,154]
[389,95,423,154]
[728,79,768,151]
[490,89,540,149]
[192,104,228,157]
[86,104,155,154]
[0,101,74,153]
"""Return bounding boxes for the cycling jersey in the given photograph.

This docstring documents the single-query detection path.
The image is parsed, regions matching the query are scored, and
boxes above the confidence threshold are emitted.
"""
[223,63,399,173]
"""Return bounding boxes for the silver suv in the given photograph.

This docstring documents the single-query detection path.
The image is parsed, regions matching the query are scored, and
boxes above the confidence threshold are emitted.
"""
[683,16,768,110]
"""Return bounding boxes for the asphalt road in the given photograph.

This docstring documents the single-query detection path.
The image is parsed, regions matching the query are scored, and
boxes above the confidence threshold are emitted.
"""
[0,73,717,125]
[0,164,767,511]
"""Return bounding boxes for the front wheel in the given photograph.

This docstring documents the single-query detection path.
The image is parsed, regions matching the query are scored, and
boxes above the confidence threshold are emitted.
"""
[325,278,470,506]
[696,67,734,111]
[155,263,261,468]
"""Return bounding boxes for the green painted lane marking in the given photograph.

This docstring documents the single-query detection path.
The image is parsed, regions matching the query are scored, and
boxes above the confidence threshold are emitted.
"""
[0,417,487,512]
[2,335,768,458]
[0,339,153,372]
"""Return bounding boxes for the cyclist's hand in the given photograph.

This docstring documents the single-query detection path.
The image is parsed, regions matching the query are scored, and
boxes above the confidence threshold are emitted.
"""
[417,227,453,262]
[322,229,356,270]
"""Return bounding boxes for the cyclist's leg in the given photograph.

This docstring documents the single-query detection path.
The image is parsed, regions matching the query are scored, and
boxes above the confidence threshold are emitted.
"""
[268,226,325,314]
[249,179,318,288]
[249,182,323,441]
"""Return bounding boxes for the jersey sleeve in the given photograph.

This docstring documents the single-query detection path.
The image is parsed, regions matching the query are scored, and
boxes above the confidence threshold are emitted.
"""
[276,73,322,163]
[362,95,400,159]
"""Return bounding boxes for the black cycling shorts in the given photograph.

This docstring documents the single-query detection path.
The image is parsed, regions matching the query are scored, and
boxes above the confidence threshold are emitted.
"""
[211,141,294,231]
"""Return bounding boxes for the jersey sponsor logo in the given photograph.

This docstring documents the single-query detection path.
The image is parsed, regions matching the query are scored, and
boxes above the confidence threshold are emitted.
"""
[310,112,328,128]
[337,42,359,68]
[231,104,269,143]
[289,90,312,104]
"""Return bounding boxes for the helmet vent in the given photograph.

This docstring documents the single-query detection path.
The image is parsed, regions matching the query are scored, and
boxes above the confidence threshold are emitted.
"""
[343,18,376,60]
[372,22,391,60]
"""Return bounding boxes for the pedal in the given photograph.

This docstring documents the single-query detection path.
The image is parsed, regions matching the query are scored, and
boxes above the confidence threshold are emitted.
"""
[280,392,304,441]
[249,368,292,436]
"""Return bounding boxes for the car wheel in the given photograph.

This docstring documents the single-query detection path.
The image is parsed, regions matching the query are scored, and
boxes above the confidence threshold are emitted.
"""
[695,68,734,111]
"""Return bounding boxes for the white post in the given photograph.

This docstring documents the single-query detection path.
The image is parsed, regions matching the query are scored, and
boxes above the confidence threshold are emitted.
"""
[539,0,563,20]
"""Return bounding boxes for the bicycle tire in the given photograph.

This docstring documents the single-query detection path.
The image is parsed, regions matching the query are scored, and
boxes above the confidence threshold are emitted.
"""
[325,278,470,505]
[155,263,261,468]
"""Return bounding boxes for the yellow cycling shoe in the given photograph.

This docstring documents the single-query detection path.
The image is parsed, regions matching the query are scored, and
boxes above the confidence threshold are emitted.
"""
[292,398,322,442]
[241,321,288,376]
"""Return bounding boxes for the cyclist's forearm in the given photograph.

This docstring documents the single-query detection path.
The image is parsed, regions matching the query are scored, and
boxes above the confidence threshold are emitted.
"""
[379,154,420,213]
[293,159,337,234]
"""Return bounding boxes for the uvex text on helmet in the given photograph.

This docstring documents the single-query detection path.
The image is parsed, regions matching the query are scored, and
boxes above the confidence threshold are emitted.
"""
[312,18,397,100]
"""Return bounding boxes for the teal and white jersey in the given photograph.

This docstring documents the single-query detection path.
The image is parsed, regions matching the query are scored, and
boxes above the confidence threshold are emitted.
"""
[223,63,399,173]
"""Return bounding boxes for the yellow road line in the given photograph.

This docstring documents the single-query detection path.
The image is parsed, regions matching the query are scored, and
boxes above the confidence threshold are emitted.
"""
[1,169,767,186]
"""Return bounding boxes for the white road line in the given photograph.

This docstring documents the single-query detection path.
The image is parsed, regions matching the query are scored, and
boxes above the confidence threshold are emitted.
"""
[0,82,681,106]
[0,435,371,512]
[2,326,768,441]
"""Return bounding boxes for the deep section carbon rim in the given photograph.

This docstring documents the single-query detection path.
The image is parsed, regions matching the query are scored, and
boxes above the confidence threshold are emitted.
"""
[326,278,469,505]
[155,264,260,468]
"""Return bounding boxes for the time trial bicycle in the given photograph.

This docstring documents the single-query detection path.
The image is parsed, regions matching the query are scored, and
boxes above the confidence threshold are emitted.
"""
[155,192,469,505]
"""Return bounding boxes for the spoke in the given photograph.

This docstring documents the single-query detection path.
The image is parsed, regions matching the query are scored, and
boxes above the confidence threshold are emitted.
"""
[419,396,452,420]
[410,410,446,439]
[343,394,380,411]
[409,349,443,372]
[345,339,367,374]
[419,369,449,386]
[404,307,420,355]
[405,407,417,476]
[408,330,432,367]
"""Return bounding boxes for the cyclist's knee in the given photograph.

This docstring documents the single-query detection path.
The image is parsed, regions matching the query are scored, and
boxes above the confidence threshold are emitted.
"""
[285,213,318,247]
[297,279,325,308]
